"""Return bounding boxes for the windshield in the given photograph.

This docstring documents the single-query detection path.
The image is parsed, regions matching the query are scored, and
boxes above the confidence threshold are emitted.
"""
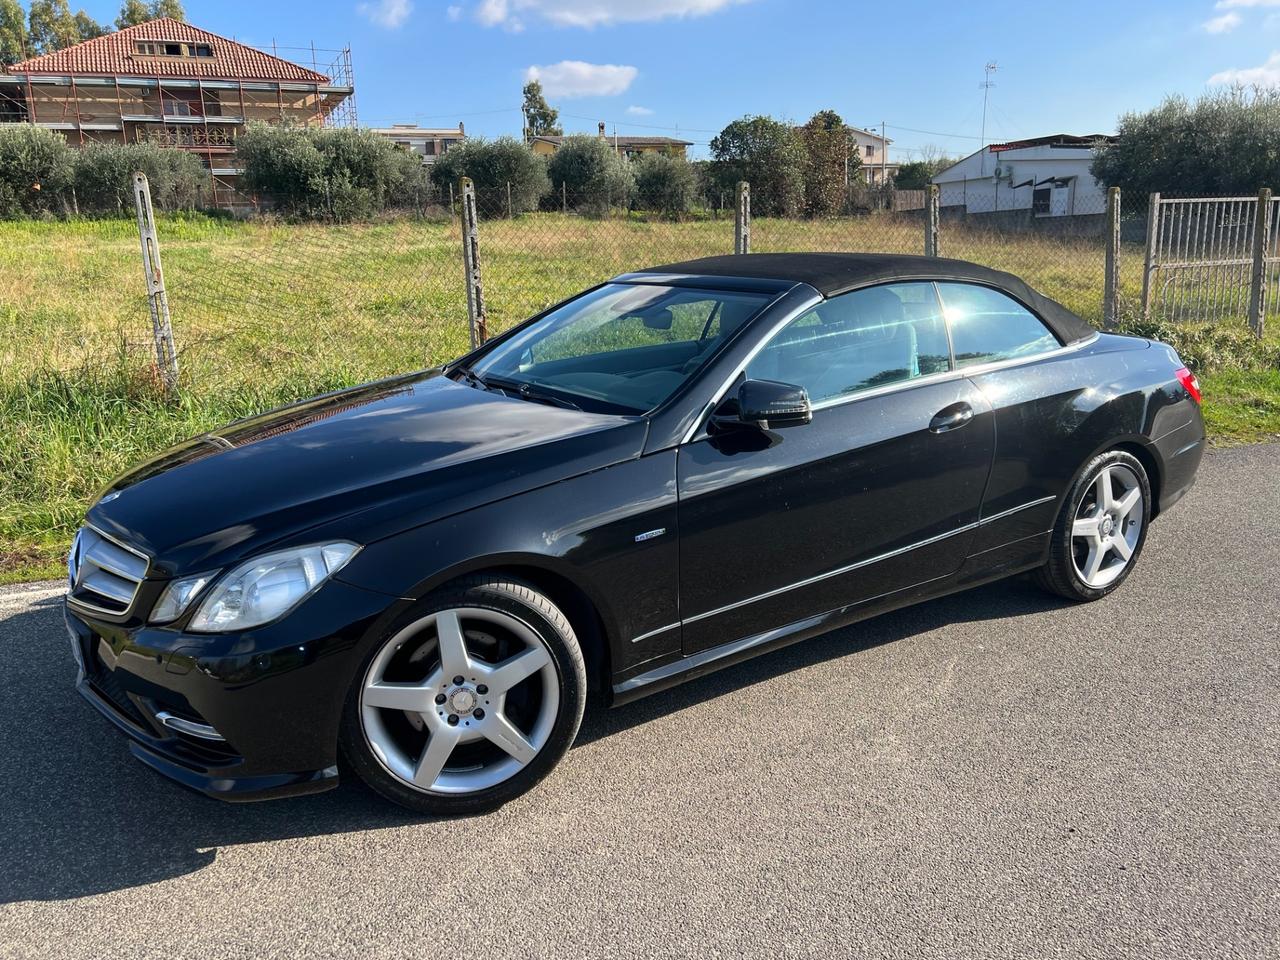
[463,283,774,414]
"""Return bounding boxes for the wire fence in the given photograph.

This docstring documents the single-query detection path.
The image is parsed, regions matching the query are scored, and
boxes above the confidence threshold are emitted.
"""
[8,178,1270,404]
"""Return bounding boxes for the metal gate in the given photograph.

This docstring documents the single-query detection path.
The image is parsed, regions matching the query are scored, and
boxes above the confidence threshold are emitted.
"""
[1141,191,1276,336]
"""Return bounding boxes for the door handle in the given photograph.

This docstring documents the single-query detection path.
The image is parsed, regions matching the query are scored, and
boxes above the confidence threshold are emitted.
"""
[929,402,974,433]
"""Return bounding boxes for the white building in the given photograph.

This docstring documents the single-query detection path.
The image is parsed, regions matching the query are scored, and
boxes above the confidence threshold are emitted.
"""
[370,123,465,163]
[931,134,1113,218]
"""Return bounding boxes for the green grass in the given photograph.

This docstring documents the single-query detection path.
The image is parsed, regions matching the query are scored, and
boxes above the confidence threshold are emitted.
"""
[0,212,1274,583]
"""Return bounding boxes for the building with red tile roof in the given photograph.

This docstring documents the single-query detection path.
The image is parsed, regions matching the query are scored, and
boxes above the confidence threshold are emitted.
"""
[0,18,355,208]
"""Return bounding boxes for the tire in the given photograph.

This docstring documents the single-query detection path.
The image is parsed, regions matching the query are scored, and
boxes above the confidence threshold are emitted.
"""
[1035,449,1152,602]
[339,575,587,816]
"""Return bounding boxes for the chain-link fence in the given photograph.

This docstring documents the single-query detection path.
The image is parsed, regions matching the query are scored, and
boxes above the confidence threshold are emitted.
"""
[21,177,1271,404]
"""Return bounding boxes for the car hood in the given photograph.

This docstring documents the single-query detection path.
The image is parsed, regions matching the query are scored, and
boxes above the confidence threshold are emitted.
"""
[88,371,647,576]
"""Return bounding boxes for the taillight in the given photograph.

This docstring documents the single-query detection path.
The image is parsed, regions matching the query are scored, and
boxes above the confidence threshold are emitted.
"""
[1175,366,1201,404]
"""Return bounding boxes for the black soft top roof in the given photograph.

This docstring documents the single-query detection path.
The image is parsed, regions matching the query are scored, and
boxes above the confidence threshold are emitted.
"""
[635,252,1096,344]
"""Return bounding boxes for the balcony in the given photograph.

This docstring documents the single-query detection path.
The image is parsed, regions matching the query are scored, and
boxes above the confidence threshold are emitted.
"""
[135,125,237,150]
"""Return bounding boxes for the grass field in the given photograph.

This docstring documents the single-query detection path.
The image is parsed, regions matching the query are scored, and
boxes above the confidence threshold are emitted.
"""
[1,213,1276,583]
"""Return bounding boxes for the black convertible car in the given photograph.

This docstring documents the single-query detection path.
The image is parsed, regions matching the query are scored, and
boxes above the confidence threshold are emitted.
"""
[65,253,1205,814]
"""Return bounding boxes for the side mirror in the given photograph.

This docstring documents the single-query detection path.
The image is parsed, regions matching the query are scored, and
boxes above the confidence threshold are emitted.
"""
[713,379,812,432]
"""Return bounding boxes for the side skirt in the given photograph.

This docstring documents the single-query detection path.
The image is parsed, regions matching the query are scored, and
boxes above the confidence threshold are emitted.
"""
[610,545,1047,707]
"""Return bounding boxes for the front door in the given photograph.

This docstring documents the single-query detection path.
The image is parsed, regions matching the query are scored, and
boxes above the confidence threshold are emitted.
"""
[677,281,995,655]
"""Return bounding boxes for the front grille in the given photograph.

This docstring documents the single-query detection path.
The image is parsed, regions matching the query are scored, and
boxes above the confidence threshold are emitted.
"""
[68,525,149,617]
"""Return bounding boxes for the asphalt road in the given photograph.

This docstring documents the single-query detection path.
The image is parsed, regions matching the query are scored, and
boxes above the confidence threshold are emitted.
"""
[1,444,1277,960]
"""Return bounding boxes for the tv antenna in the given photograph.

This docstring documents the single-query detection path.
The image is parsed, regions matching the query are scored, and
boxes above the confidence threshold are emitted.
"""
[979,61,997,174]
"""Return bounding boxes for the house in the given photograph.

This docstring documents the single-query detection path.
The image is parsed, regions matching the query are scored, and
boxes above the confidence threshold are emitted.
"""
[931,134,1114,221]
[847,125,897,185]
[0,17,355,208]
[371,123,465,163]
[530,123,691,159]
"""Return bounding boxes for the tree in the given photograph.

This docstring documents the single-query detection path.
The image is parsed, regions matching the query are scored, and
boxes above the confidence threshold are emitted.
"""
[894,155,953,190]
[707,115,807,217]
[522,80,561,139]
[632,151,697,218]
[429,136,549,215]
[546,134,633,215]
[117,0,185,28]
[28,0,104,54]
[0,0,28,66]
[1092,87,1280,197]
[797,109,857,217]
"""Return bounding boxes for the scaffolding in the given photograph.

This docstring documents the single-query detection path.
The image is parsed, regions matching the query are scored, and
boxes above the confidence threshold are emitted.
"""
[0,42,356,209]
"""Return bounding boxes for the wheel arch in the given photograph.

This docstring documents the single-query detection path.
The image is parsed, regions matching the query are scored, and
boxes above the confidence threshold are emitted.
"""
[425,559,615,699]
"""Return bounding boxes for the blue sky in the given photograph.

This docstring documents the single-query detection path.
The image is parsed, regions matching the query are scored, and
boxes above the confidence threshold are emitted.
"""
[83,0,1272,160]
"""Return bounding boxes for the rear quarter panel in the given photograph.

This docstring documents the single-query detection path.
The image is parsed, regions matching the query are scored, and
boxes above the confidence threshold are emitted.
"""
[966,334,1203,557]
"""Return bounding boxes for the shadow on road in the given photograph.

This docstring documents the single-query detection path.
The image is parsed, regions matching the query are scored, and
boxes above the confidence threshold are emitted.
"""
[0,580,1065,904]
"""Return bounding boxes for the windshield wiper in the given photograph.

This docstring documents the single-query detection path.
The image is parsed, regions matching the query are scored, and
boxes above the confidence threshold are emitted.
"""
[452,364,487,390]
[481,374,583,411]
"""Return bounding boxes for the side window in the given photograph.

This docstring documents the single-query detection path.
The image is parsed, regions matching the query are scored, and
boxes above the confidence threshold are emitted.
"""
[746,282,952,404]
[937,283,1060,368]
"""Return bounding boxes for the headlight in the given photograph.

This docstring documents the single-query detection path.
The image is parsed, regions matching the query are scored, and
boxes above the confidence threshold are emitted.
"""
[188,542,359,633]
[150,572,216,624]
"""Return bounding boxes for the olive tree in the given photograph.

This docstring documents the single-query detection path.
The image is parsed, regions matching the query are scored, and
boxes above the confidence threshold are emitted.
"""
[546,135,633,215]
[0,123,74,216]
[430,136,549,215]
[632,151,697,218]
[1092,87,1280,196]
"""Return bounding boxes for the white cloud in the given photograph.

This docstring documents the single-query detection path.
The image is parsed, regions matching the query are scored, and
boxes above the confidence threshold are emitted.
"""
[471,0,746,28]
[1203,10,1242,30]
[626,105,654,115]
[446,4,463,19]
[525,60,638,97]
[1216,0,1280,7]
[358,0,413,27]
[1209,50,1280,84]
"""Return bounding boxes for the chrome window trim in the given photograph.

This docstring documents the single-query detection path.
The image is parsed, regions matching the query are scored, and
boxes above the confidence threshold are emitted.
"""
[66,523,151,618]
[680,277,1099,442]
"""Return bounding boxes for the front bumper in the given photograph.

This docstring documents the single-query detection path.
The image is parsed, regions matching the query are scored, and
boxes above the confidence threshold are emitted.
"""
[65,579,405,802]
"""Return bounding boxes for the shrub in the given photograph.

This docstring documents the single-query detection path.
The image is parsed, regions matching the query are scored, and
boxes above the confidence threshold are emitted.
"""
[73,142,207,215]
[1113,314,1280,372]
[238,122,431,221]
[429,136,548,215]
[546,135,634,216]
[797,110,854,218]
[0,123,74,217]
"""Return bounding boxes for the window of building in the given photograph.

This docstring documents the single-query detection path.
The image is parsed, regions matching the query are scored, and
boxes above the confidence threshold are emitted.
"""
[936,282,1060,368]
[865,144,875,157]
[1032,187,1051,216]
[135,40,216,58]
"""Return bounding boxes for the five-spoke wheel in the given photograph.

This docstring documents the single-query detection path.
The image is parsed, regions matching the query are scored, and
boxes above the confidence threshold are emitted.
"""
[1037,449,1152,601]
[1070,462,1144,589]
[341,577,586,814]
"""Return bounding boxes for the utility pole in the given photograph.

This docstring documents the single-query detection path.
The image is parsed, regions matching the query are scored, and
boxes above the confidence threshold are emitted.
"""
[881,119,887,187]
[979,61,997,176]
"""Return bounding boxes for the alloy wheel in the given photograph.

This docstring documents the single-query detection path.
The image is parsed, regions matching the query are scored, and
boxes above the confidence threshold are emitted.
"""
[1070,463,1144,589]
[360,607,560,795]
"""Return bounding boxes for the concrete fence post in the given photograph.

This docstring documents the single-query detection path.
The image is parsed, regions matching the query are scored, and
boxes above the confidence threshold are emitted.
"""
[1103,186,1122,328]
[131,171,178,396]
[734,181,751,255]
[1140,192,1161,322]
[1248,187,1272,339]
[924,184,940,257]
[460,177,487,349]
